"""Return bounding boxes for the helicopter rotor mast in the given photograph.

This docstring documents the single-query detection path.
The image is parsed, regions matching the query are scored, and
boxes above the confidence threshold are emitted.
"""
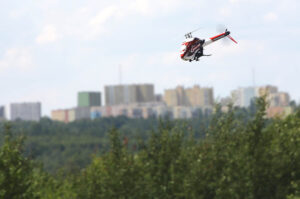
[184,27,202,39]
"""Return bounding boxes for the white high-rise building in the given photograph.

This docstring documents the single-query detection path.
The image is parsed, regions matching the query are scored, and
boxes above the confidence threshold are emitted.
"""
[231,87,258,107]
[10,102,41,121]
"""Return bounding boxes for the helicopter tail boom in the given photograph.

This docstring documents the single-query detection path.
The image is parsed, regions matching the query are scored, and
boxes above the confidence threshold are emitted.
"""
[203,30,237,47]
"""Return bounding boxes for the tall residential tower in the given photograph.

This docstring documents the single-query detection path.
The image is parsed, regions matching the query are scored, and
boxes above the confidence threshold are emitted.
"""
[105,84,155,106]
[10,102,41,121]
[78,92,101,107]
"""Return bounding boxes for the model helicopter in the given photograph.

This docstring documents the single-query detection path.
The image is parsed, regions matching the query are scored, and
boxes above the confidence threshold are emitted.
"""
[180,27,238,62]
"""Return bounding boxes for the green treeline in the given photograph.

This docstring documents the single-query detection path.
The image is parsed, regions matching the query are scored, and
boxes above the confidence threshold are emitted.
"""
[0,110,214,173]
[0,98,299,198]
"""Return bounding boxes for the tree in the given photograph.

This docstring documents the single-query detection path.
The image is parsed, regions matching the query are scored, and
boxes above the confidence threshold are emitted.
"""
[0,123,38,199]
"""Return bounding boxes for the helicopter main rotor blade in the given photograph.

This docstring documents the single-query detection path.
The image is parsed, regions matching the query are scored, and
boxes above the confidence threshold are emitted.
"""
[190,27,202,33]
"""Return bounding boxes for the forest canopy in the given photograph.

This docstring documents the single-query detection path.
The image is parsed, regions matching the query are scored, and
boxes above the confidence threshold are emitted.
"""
[0,98,299,199]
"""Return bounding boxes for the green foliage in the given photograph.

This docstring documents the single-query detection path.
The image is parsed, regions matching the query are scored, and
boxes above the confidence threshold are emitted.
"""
[70,98,300,198]
[0,115,211,173]
[0,123,37,199]
[74,128,144,198]
[0,98,299,198]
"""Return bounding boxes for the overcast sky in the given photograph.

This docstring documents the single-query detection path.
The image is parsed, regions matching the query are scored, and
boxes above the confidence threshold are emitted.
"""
[0,0,299,116]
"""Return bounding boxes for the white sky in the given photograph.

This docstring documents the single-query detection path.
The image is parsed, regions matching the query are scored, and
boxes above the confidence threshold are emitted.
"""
[0,0,299,116]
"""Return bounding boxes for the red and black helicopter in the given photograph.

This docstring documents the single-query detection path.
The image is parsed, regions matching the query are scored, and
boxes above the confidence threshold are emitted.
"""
[180,28,238,62]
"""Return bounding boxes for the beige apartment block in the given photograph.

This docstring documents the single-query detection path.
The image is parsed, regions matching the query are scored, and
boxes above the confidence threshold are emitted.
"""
[67,109,76,122]
[266,106,293,118]
[51,109,68,123]
[258,85,278,97]
[257,85,291,108]
[164,87,181,106]
[269,92,290,107]
[164,85,213,107]
[52,109,76,123]
[186,85,214,107]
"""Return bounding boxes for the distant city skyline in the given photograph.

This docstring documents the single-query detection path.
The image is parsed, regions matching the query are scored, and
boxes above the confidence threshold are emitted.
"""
[0,0,299,117]
[1,83,295,119]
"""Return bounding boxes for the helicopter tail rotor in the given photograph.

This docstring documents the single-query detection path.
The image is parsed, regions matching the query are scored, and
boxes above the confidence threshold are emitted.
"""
[227,35,238,44]
[216,24,238,44]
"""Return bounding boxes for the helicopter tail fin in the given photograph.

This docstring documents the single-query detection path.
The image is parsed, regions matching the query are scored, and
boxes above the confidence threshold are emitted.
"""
[227,35,238,44]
